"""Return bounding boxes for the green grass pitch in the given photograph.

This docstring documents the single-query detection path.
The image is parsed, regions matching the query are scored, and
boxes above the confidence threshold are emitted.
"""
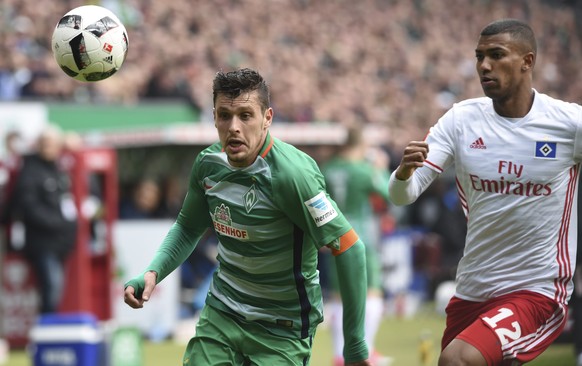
[6,307,575,365]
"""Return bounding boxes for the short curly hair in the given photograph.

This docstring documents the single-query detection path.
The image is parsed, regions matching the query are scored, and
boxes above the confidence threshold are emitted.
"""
[480,18,537,55]
[212,68,270,112]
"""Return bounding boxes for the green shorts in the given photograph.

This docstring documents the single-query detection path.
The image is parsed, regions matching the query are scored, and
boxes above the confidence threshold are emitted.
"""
[183,305,314,365]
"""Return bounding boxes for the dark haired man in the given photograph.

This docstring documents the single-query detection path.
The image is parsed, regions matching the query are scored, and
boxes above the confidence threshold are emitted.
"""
[13,125,78,314]
[389,19,581,365]
[125,68,371,365]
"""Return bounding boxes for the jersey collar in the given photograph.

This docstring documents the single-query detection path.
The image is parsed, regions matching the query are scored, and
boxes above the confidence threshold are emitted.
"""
[258,131,274,159]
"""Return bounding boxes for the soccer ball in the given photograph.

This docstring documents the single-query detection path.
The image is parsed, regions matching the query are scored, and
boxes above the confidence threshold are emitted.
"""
[51,5,128,82]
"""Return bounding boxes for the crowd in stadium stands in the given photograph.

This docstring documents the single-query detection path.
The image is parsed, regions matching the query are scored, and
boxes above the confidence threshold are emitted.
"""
[1,0,582,145]
[2,1,582,360]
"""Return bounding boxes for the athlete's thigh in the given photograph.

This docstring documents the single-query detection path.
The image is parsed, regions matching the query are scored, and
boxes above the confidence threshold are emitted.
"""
[184,305,314,366]
[245,331,314,366]
[453,291,566,365]
[183,306,246,366]
[184,335,246,366]
[439,338,487,366]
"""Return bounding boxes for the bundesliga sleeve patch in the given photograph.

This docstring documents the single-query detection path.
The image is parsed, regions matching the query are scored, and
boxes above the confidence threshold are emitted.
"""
[304,192,338,227]
[535,141,557,159]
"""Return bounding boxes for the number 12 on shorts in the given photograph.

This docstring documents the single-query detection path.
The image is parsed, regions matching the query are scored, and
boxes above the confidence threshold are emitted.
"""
[482,307,522,345]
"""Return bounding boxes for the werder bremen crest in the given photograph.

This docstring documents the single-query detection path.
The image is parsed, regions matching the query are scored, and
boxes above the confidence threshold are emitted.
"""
[243,184,259,213]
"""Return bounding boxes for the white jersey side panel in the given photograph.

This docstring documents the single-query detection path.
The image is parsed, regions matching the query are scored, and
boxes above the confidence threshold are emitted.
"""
[425,91,582,303]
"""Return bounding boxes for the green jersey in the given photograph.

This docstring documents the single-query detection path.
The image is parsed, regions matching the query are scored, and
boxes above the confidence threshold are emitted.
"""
[322,156,390,246]
[178,132,352,339]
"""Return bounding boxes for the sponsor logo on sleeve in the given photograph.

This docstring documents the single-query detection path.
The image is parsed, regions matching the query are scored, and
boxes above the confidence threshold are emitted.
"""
[304,192,338,227]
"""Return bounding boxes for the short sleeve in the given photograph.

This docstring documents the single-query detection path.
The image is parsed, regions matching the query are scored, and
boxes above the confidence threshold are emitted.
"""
[272,156,351,249]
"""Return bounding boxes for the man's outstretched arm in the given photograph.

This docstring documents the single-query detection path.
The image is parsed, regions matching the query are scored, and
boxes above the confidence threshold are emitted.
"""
[331,229,371,365]
[124,221,207,306]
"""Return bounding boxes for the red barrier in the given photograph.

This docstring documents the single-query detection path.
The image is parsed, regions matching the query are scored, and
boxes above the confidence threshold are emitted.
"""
[60,148,118,320]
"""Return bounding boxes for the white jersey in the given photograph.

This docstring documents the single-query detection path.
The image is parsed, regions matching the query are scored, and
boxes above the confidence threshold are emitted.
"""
[390,90,582,304]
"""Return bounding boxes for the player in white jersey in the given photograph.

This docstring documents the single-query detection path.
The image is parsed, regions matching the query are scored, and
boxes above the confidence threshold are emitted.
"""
[124,68,371,365]
[389,19,581,365]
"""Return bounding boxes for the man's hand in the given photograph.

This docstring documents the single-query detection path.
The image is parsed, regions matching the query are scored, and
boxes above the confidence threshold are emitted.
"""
[124,270,157,309]
[394,141,428,181]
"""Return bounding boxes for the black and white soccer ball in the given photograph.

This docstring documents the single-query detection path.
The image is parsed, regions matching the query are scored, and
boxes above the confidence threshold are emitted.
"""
[51,5,129,82]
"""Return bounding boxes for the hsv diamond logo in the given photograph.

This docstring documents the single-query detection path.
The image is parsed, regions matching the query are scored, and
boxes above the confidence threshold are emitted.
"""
[535,141,557,159]
[304,192,338,227]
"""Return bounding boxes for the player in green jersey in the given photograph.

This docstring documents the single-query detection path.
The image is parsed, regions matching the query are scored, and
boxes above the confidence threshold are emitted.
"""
[322,126,392,366]
[124,68,371,365]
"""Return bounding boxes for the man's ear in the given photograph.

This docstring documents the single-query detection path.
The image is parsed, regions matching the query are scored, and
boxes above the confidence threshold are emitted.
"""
[264,108,273,129]
[522,52,535,71]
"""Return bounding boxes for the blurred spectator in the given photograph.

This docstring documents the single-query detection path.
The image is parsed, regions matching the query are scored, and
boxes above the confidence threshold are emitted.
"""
[0,130,26,213]
[1,0,581,144]
[119,177,165,219]
[180,229,218,317]
[406,174,466,298]
[0,130,27,252]
[12,124,78,314]
[0,51,32,101]
[159,175,186,218]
